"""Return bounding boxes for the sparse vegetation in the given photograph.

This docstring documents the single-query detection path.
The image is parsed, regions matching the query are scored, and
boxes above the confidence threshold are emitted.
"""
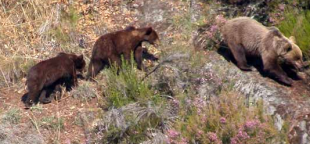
[39,116,64,131]
[1,108,21,124]
[71,81,97,101]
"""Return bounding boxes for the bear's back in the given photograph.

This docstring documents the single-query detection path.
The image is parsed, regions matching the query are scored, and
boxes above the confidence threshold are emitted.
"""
[222,17,270,53]
[27,55,73,85]
[222,17,269,40]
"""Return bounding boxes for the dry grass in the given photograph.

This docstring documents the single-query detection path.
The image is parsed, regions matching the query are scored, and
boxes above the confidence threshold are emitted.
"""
[0,0,130,87]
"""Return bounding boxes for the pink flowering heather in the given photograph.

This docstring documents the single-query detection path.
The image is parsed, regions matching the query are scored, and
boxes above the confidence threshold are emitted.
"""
[279,4,285,11]
[215,15,227,26]
[269,17,275,23]
[167,129,180,139]
[201,114,207,123]
[236,128,250,140]
[180,137,188,144]
[207,132,218,142]
[210,25,218,33]
[219,117,227,124]
[244,120,260,130]
[230,137,238,144]
[193,97,207,115]
[196,130,204,137]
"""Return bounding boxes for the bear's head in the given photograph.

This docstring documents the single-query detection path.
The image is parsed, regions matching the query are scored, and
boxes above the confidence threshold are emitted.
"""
[59,53,86,72]
[72,54,86,73]
[142,27,160,47]
[282,36,303,71]
[271,29,304,71]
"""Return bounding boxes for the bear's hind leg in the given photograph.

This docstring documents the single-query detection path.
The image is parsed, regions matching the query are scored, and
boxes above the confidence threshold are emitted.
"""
[262,55,293,86]
[229,43,252,71]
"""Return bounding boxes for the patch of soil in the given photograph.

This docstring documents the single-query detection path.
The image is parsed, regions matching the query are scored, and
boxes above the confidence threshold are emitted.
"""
[0,87,100,144]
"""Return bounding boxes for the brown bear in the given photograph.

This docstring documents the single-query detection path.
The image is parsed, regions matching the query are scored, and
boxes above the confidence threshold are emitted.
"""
[86,26,160,79]
[24,52,85,108]
[220,17,303,86]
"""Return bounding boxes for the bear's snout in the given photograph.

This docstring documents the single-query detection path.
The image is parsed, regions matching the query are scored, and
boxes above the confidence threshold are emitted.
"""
[153,39,160,47]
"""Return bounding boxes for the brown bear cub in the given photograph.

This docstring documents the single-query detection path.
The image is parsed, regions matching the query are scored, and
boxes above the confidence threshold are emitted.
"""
[24,52,85,108]
[220,17,303,86]
[86,26,159,79]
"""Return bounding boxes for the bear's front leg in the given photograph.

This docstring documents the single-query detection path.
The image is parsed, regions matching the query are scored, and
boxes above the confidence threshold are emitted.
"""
[262,55,293,86]
[38,89,51,104]
[228,43,252,71]
[135,46,145,71]
[72,67,78,87]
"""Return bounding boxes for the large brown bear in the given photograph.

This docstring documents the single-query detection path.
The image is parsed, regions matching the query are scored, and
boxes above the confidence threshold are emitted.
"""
[24,52,85,108]
[220,17,303,86]
[86,26,159,79]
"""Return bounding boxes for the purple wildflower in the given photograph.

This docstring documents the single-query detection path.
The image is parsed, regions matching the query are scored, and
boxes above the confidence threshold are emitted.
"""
[236,129,250,140]
[269,17,275,23]
[180,137,188,144]
[244,120,260,130]
[220,117,227,124]
[167,129,180,139]
[279,4,285,11]
[215,15,227,25]
[210,25,218,33]
[172,99,180,106]
[230,137,238,144]
[207,132,218,142]
[201,114,207,123]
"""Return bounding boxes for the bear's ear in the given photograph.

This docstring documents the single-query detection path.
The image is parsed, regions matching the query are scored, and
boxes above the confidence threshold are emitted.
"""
[289,36,296,44]
[125,26,135,31]
[145,27,153,35]
[78,54,84,59]
[268,26,282,38]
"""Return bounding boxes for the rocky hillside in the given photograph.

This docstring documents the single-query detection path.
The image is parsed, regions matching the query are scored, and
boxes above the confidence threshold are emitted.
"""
[1,0,310,143]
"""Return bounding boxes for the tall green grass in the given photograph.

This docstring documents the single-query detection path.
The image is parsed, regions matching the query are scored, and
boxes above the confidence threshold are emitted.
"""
[278,7,310,59]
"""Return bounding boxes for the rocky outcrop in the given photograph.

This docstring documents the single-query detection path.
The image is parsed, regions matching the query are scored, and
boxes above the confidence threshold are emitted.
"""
[201,51,310,143]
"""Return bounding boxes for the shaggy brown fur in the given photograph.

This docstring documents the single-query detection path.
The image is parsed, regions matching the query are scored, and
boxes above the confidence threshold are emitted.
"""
[86,26,159,79]
[24,53,85,108]
[221,17,303,86]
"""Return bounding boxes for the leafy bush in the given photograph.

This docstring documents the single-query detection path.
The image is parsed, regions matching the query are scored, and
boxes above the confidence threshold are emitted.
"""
[168,91,288,144]
[104,55,163,108]
[278,7,310,59]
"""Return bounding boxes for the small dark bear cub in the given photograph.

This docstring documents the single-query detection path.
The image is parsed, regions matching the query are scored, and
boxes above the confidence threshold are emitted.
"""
[86,26,160,79]
[24,52,85,108]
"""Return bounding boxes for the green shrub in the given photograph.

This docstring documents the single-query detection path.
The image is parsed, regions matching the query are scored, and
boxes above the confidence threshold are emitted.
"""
[278,7,310,59]
[104,55,162,108]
